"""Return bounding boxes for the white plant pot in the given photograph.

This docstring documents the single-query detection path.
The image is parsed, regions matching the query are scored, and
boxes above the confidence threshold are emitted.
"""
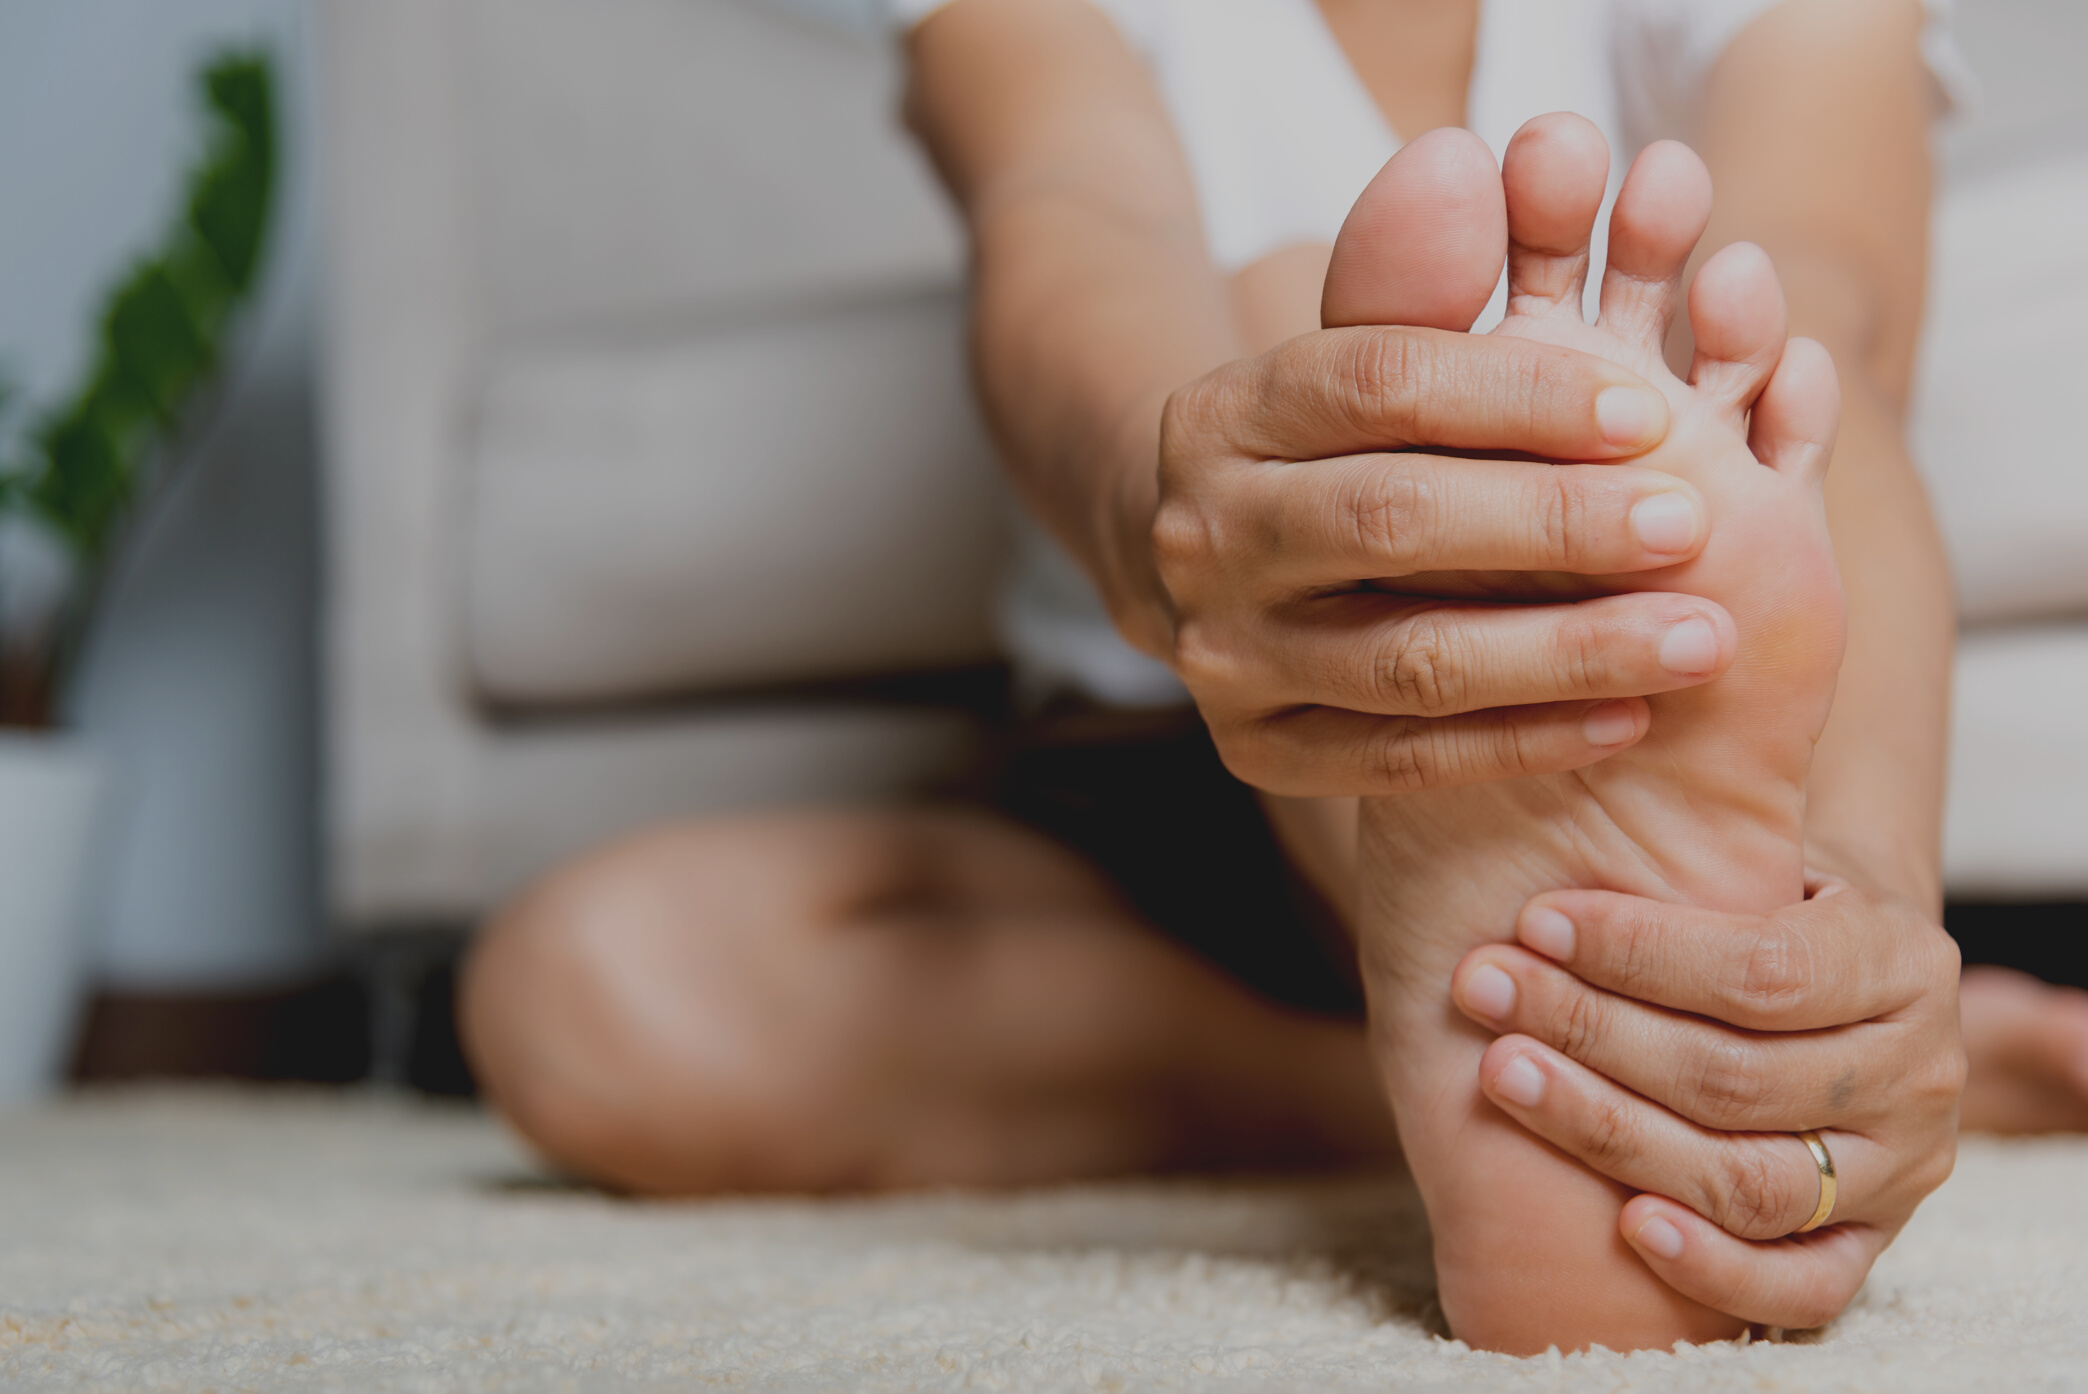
[0,733,105,1108]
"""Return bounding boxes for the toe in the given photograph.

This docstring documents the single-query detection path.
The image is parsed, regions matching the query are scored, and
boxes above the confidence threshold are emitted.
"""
[1746,336,1839,483]
[1595,141,1712,354]
[1502,112,1610,322]
[1688,241,1791,412]
[1323,126,1507,332]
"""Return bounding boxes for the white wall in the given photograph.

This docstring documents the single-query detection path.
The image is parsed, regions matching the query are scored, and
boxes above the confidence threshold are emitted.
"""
[0,0,324,989]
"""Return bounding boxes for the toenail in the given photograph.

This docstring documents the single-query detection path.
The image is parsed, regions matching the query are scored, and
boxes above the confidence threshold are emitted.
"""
[1519,907,1575,962]
[1658,617,1720,675]
[1462,964,1517,1022]
[1630,492,1699,554]
[1634,1215,1686,1261]
[1595,386,1665,447]
[1495,1054,1546,1108]
[1581,701,1639,747]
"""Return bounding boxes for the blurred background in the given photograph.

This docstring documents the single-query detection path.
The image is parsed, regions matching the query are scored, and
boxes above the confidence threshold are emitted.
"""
[0,0,2083,1103]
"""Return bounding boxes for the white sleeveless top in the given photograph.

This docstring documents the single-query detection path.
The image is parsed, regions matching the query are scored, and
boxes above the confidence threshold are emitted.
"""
[887,0,1966,708]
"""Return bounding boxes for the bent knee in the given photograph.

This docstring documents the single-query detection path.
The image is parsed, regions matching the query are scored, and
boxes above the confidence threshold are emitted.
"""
[457,824,902,1195]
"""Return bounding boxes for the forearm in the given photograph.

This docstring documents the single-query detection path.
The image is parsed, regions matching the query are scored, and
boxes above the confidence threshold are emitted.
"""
[968,187,1240,654]
[905,0,1241,655]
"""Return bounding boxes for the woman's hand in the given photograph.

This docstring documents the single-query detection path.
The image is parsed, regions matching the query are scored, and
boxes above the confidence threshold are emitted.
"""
[1448,879,1965,1329]
[1150,327,1743,796]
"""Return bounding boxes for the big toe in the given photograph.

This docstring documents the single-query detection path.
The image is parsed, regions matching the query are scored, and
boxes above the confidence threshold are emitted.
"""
[1323,126,1507,332]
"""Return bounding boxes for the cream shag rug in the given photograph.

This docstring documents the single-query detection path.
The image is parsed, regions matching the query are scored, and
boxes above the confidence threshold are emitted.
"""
[2,1089,2084,1392]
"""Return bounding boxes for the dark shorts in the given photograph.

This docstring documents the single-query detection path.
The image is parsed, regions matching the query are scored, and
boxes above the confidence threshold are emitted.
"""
[976,701,2088,1010]
[981,700,1365,1018]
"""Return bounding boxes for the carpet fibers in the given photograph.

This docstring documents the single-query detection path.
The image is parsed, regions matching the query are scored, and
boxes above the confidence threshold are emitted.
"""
[1,1089,2084,1391]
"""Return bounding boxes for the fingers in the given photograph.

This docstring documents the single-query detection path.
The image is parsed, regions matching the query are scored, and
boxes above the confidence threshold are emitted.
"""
[1619,1194,1884,1331]
[1200,591,1733,721]
[1221,697,1649,797]
[1477,1034,1873,1239]
[1226,452,1708,585]
[1324,126,1507,333]
[1454,945,1890,1132]
[1503,885,1954,1031]
[1747,336,1840,486]
[1501,112,1610,320]
[1596,140,1712,354]
[1685,241,1790,410]
[1167,327,1670,469]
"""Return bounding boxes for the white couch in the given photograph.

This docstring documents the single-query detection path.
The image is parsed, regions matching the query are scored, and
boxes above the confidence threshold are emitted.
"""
[319,0,2088,928]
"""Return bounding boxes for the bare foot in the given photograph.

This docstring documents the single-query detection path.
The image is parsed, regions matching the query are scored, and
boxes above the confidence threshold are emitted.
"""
[1324,117,1847,1353]
[1958,965,2088,1133]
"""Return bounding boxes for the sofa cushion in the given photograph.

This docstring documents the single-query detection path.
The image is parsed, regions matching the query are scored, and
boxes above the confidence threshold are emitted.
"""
[462,291,1007,706]
[1946,625,2088,895]
[1911,152,2088,625]
[455,0,961,339]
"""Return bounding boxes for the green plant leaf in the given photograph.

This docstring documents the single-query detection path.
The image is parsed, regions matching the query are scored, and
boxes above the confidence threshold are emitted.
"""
[15,48,276,563]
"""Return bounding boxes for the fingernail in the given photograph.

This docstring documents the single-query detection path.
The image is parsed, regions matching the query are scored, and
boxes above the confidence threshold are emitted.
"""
[1630,492,1699,555]
[1495,1054,1546,1108]
[1519,906,1575,962]
[1634,1215,1686,1261]
[1658,617,1720,676]
[1460,964,1518,1022]
[1581,701,1639,747]
[1596,386,1664,447]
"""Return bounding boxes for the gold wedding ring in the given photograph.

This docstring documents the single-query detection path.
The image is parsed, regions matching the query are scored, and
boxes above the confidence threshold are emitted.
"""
[1794,1129,1838,1233]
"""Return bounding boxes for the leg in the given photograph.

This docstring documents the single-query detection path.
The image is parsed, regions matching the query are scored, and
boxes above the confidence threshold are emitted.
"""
[459,806,1396,1195]
[1958,966,2088,1133]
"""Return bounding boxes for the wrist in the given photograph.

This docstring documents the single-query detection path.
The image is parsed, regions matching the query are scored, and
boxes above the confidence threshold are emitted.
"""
[1092,384,1179,660]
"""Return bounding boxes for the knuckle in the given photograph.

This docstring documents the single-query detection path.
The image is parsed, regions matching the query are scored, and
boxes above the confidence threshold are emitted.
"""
[1925,925,1964,991]
[1734,926,1816,1021]
[1580,1094,1641,1173]
[1161,370,1234,450]
[1491,712,1548,779]
[1606,906,1665,997]
[1207,725,1278,790]
[1370,724,1436,793]
[1377,613,1466,715]
[1690,1039,1770,1128]
[1165,616,1230,688]
[1149,497,1219,584]
[1535,472,1581,567]
[1911,1131,1960,1198]
[1336,329,1429,437]
[1916,1037,1970,1116]
[1228,712,1327,794]
[1550,988,1611,1064]
[1717,1144,1802,1239]
[1550,612,1611,698]
[1347,469,1432,574]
